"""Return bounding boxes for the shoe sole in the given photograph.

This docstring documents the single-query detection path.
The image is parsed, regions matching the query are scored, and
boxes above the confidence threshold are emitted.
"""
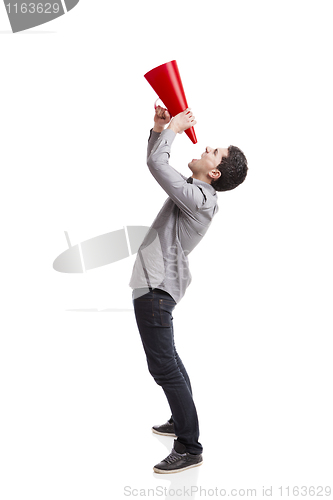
[153,460,203,474]
[151,428,177,437]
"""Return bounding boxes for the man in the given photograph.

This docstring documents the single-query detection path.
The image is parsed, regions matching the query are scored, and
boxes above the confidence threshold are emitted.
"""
[129,106,248,474]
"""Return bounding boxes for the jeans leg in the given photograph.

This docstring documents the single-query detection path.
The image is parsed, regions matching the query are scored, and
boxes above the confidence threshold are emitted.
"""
[133,289,202,455]
[172,323,193,396]
[168,321,193,425]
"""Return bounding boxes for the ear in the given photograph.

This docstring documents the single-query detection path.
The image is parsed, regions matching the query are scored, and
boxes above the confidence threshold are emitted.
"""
[209,169,221,181]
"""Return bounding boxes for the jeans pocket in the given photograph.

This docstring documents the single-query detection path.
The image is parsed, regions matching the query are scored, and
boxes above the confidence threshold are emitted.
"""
[158,298,175,327]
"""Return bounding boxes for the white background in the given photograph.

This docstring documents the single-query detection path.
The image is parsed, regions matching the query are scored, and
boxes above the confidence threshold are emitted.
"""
[1,1,332,498]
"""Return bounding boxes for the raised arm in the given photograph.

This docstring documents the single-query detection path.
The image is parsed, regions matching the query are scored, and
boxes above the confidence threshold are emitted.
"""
[147,105,189,177]
[147,108,207,216]
[146,106,171,161]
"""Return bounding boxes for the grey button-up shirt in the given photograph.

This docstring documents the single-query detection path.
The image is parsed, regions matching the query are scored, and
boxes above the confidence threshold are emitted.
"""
[129,128,219,303]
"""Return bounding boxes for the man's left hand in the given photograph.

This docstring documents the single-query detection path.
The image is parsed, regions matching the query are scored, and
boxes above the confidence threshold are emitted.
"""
[153,106,171,132]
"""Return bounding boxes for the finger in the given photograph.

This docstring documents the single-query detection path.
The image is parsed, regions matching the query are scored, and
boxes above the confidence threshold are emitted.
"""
[157,106,165,115]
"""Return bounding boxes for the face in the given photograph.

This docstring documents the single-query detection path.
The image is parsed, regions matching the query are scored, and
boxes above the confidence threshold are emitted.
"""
[188,146,229,181]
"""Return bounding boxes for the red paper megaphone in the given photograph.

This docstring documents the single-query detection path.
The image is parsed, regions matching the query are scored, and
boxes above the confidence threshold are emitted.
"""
[144,60,197,144]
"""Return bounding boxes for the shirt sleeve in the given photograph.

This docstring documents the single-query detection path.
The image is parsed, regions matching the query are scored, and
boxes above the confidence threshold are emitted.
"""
[147,129,161,161]
[147,128,187,181]
[147,128,206,216]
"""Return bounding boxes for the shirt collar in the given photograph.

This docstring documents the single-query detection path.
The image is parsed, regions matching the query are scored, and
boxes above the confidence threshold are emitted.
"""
[186,176,217,196]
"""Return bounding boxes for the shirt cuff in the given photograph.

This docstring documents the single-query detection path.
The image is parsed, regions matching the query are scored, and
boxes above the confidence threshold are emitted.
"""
[148,129,161,141]
[160,128,177,145]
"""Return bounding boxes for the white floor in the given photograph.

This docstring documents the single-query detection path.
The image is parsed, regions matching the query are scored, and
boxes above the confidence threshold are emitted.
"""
[1,301,331,500]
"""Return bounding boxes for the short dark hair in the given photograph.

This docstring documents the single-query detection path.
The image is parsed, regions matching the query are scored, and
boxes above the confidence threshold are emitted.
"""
[211,145,248,192]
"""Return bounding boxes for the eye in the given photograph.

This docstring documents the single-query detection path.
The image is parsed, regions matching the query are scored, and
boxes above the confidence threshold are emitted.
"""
[214,149,218,156]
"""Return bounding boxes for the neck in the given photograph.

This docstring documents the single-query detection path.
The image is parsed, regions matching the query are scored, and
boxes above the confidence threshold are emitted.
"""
[191,173,211,185]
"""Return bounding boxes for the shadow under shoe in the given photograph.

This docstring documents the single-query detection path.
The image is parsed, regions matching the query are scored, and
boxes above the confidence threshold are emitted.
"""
[153,439,203,474]
[152,420,177,437]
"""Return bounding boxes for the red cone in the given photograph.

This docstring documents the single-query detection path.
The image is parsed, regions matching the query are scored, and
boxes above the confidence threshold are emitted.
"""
[144,60,197,144]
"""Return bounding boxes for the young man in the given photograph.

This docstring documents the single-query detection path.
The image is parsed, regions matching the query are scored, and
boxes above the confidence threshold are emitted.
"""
[129,106,248,474]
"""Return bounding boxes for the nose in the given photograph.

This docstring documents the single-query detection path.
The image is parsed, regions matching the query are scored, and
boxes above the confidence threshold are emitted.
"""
[202,146,212,158]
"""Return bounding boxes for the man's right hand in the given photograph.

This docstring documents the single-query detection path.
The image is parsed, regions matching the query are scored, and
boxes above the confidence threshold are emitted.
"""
[167,109,197,135]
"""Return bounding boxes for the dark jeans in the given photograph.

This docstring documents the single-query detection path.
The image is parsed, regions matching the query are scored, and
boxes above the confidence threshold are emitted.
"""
[132,287,203,455]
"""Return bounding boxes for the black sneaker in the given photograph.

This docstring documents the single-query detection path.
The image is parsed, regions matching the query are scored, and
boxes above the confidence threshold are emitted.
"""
[153,439,203,474]
[152,420,177,437]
